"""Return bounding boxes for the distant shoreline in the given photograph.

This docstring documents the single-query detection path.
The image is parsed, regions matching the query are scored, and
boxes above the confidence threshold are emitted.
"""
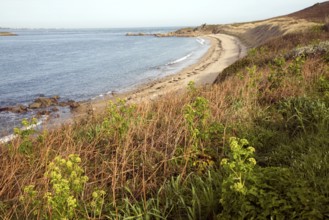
[0,32,17,36]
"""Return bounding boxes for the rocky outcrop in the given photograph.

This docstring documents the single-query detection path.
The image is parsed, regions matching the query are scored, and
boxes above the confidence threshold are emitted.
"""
[0,96,80,115]
[29,96,59,109]
[59,100,80,109]
[0,105,28,113]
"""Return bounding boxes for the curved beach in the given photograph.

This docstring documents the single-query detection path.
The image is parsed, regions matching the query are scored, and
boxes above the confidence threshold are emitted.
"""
[73,33,247,118]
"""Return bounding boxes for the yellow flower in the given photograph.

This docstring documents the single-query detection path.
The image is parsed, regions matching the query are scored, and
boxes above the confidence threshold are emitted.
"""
[66,161,73,169]
[247,146,256,153]
[92,191,98,199]
[248,158,257,166]
[221,158,228,166]
[232,182,244,193]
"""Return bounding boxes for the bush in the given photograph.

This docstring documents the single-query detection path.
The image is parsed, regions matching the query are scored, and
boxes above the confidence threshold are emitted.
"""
[277,97,329,135]
[219,137,329,219]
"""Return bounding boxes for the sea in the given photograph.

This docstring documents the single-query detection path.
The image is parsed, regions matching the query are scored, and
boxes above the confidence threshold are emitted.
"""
[0,27,209,140]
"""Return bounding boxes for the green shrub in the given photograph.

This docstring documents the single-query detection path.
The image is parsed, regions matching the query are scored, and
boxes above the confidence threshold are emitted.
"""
[184,96,224,173]
[13,118,38,155]
[268,56,286,89]
[20,154,107,219]
[277,97,329,135]
[219,137,329,219]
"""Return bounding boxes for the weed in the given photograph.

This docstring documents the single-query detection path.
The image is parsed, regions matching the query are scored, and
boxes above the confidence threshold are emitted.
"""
[268,56,286,89]
[278,97,329,135]
[13,118,38,155]
[184,96,218,173]
[219,137,329,219]
[89,189,106,218]
[288,55,305,78]
[20,154,89,219]
[102,99,137,141]
[184,96,210,154]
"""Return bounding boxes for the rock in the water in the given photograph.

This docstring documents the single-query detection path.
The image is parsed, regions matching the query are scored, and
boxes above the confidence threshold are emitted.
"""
[0,107,11,112]
[35,97,53,107]
[51,107,59,112]
[0,105,28,113]
[36,110,51,117]
[59,100,80,109]
[67,100,80,109]
[29,102,42,109]
[29,96,60,109]
[12,105,28,113]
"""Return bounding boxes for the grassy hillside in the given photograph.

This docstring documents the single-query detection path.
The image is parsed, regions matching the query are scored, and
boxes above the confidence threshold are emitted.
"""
[1,4,329,220]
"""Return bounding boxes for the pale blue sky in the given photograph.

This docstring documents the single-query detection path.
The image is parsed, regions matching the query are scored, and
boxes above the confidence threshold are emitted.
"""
[0,0,323,28]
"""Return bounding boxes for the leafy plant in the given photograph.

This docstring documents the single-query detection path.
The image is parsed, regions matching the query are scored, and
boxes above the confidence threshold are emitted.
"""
[268,56,286,89]
[219,137,329,219]
[288,55,305,79]
[13,118,38,155]
[20,154,89,219]
[184,96,210,152]
[184,96,216,173]
[89,189,106,218]
[278,97,329,135]
[19,185,41,218]
[102,99,137,141]
[44,154,88,219]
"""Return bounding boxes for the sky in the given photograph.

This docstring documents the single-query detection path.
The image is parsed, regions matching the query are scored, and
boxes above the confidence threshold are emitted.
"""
[0,0,324,29]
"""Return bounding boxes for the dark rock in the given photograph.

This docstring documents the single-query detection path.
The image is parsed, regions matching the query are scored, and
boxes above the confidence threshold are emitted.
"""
[51,107,59,112]
[0,106,11,112]
[29,96,59,109]
[67,100,80,109]
[59,100,80,109]
[36,110,51,117]
[12,105,28,113]
[34,97,53,107]
[29,102,42,109]
[59,102,67,107]
[0,105,28,113]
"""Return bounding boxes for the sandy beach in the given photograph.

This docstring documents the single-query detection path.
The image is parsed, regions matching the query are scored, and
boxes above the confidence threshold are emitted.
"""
[73,33,247,118]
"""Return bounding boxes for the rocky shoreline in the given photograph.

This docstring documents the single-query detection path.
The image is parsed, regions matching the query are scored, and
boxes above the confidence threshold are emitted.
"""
[0,96,80,117]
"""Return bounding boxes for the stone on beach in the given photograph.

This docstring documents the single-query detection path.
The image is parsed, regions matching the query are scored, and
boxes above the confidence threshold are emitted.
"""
[0,105,28,113]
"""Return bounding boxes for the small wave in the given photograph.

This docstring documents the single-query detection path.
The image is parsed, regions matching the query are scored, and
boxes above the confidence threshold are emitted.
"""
[168,53,192,65]
[0,115,48,144]
[196,38,205,45]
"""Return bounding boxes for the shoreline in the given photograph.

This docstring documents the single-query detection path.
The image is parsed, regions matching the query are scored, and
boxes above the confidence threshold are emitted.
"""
[73,33,247,119]
[0,33,247,142]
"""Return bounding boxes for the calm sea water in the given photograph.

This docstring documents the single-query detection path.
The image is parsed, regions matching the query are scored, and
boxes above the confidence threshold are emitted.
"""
[0,27,209,137]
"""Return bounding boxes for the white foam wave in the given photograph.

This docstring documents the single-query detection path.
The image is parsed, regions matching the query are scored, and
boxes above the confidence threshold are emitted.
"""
[168,53,192,65]
[196,38,205,45]
[0,115,48,144]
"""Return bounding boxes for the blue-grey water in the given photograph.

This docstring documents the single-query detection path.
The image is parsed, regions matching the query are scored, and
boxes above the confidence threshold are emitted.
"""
[0,27,209,138]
